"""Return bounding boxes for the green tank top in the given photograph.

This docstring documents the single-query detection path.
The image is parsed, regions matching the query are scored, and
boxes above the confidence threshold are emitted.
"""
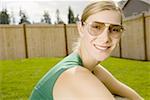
[29,52,83,100]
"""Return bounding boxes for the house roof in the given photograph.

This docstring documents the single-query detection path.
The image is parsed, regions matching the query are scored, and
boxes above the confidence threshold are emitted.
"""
[117,0,128,9]
[121,0,150,9]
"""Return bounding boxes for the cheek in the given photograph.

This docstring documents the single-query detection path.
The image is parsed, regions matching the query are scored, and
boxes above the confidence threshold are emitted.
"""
[81,36,91,46]
[83,34,95,44]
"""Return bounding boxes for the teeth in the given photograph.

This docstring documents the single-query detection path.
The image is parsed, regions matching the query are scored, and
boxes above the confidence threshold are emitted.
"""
[99,47,107,50]
[94,45,108,50]
[98,46,107,50]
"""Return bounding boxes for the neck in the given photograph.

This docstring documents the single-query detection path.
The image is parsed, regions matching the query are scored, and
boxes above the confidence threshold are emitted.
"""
[74,48,99,71]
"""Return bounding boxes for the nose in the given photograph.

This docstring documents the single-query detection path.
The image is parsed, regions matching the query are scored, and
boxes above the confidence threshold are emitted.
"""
[96,27,112,44]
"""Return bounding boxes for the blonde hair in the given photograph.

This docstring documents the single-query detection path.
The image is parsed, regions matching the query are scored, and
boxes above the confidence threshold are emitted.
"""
[81,0,122,22]
[72,0,123,52]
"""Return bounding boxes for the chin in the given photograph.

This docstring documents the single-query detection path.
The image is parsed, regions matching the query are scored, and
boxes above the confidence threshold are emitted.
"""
[96,54,110,62]
[88,44,112,62]
[90,49,111,62]
[95,48,112,62]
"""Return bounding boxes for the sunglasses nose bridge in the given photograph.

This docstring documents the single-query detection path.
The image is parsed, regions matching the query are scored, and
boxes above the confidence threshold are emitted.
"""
[99,24,110,37]
[102,23,110,33]
[105,23,110,26]
[104,23,110,28]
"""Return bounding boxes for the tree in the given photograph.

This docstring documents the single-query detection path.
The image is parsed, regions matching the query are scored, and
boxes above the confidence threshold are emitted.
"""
[75,14,80,23]
[55,9,65,24]
[68,6,75,24]
[19,9,31,24]
[0,9,10,24]
[41,11,51,24]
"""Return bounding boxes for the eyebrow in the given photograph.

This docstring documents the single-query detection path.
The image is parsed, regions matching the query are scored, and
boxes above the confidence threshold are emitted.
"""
[93,21,121,26]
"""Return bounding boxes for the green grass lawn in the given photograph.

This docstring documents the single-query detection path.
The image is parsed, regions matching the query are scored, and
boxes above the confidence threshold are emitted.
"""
[0,56,150,100]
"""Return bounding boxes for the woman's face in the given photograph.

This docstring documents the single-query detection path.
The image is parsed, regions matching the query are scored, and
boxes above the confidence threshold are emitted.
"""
[79,10,122,62]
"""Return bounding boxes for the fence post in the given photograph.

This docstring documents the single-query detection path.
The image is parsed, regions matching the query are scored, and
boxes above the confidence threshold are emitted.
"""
[119,38,122,58]
[142,13,148,61]
[23,24,28,58]
[64,24,68,56]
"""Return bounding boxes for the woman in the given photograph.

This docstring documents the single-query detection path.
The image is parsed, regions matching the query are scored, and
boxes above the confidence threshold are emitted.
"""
[30,1,143,100]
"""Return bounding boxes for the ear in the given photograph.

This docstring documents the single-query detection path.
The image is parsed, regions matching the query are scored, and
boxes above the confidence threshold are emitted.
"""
[77,22,84,37]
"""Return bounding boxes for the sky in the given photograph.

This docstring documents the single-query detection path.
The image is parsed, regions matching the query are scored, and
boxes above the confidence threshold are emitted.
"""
[0,0,122,24]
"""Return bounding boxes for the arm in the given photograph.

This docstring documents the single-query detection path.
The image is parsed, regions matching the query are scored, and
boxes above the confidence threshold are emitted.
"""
[92,64,143,100]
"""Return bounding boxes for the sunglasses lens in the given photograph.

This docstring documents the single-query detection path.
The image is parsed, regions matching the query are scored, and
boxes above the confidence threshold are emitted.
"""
[110,25,123,33]
[89,22,105,36]
[86,22,124,38]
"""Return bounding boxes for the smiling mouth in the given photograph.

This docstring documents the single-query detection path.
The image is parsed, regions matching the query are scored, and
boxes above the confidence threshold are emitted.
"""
[94,44,111,51]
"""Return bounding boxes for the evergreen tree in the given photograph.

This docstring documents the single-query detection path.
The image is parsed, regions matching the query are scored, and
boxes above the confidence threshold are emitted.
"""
[0,9,10,24]
[41,11,51,24]
[68,6,75,24]
[19,9,31,24]
[56,9,60,24]
[55,9,65,24]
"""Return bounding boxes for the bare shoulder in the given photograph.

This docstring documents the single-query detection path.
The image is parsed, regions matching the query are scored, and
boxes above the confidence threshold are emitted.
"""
[53,66,114,100]
[63,66,90,75]
[53,66,91,89]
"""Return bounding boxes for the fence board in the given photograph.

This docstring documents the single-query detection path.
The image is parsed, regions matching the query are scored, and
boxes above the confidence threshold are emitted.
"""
[122,14,145,60]
[0,25,26,60]
[145,12,150,60]
[26,24,66,58]
[66,24,79,54]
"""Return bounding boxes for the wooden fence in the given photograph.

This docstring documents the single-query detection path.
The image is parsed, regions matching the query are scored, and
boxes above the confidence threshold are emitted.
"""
[121,12,150,61]
[0,12,150,61]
